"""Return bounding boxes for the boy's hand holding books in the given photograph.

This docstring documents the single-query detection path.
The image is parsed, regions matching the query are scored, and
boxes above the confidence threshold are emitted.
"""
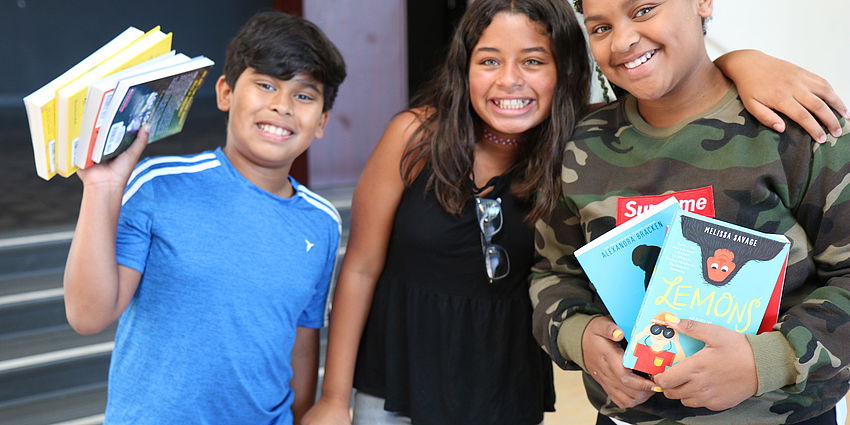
[652,315,758,412]
[76,126,148,189]
[582,316,656,409]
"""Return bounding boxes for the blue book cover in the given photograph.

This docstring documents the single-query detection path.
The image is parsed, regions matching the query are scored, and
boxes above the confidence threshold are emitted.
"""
[574,197,682,340]
[622,210,790,375]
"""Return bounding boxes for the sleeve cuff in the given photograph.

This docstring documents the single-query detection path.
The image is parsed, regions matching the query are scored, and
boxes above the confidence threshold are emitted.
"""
[746,331,798,395]
[557,313,599,370]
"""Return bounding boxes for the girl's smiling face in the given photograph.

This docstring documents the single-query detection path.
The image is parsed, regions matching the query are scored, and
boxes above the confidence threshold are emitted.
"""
[468,12,557,140]
[582,0,714,102]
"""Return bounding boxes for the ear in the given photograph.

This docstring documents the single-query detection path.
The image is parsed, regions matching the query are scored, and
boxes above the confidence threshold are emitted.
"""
[696,0,713,18]
[215,75,232,112]
[313,111,330,139]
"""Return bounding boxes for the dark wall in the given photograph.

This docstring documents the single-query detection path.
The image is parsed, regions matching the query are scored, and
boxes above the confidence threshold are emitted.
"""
[3,0,274,106]
[0,0,277,233]
[406,0,466,101]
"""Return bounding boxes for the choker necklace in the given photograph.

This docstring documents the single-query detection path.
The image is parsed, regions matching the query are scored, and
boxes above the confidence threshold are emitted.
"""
[483,129,519,146]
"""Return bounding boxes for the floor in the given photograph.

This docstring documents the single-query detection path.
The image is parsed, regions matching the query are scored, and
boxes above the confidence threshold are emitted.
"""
[546,370,598,424]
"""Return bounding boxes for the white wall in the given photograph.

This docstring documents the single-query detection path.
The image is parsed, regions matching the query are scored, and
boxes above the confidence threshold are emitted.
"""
[305,0,408,189]
[706,1,850,105]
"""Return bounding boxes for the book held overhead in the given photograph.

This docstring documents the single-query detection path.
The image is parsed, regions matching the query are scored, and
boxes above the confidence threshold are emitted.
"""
[23,26,214,180]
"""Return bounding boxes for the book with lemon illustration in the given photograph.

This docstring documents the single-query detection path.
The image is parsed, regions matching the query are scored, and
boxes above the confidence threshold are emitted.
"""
[622,210,789,375]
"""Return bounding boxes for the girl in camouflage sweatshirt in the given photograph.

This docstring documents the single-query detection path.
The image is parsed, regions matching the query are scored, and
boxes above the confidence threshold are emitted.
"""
[530,0,850,424]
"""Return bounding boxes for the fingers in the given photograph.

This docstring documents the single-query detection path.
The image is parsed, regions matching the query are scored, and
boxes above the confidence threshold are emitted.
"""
[124,124,151,162]
[650,319,757,411]
[583,317,654,408]
[598,369,655,409]
[744,98,786,133]
[585,316,623,341]
[110,125,150,179]
[662,314,716,343]
[772,97,829,142]
[652,361,692,391]
[654,361,723,410]
[608,324,625,342]
[794,91,844,139]
[802,74,850,120]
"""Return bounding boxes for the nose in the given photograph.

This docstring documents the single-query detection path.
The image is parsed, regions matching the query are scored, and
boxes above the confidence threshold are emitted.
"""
[496,62,524,89]
[270,93,294,116]
[611,25,640,54]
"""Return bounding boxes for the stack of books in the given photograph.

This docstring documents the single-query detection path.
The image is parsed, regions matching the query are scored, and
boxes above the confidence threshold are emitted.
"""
[574,196,789,375]
[23,26,214,180]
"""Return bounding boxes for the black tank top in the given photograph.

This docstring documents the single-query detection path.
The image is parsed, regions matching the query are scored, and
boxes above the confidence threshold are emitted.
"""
[353,168,555,425]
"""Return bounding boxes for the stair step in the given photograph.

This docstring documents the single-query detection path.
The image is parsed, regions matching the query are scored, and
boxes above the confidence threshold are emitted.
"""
[0,269,63,298]
[0,325,116,363]
[0,351,111,404]
[0,231,72,277]
[0,294,67,335]
[0,383,106,425]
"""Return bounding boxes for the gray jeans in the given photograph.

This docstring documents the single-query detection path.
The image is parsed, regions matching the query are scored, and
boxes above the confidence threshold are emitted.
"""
[351,392,411,425]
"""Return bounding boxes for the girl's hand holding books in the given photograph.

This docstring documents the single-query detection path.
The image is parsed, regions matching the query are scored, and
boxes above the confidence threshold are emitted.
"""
[582,316,657,409]
[652,315,758,411]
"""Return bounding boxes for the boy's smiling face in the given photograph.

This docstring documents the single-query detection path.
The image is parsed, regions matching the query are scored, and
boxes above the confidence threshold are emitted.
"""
[216,67,328,173]
[582,0,713,102]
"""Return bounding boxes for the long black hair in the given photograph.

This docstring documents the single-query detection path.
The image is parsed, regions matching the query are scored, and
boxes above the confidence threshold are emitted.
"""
[401,0,590,223]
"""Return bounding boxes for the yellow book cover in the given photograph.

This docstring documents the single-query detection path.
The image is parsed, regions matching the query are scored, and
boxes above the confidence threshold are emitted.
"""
[22,27,144,180]
[55,26,173,176]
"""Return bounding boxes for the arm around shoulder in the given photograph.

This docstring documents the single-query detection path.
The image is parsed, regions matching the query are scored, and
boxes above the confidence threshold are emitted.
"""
[715,49,849,141]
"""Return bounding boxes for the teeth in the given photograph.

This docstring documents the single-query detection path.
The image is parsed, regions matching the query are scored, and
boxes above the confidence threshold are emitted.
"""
[497,99,531,109]
[625,50,655,69]
[259,124,293,136]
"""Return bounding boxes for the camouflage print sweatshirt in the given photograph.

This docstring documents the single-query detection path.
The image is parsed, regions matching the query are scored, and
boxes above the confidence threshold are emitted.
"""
[530,87,850,425]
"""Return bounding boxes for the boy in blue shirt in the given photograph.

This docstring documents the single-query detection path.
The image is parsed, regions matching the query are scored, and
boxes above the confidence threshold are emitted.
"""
[64,11,346,424]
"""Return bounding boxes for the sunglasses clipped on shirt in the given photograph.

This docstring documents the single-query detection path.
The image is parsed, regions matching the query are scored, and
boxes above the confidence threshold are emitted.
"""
[475,197,510,282]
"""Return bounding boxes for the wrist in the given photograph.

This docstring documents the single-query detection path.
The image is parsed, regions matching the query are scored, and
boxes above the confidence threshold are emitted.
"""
[81,180,127,202]
[318,390,351,408]
[557,313,599,370]
[746,331,797,394]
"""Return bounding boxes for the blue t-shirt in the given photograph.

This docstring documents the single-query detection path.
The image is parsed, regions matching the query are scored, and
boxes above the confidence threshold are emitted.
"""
[106,148,340,424]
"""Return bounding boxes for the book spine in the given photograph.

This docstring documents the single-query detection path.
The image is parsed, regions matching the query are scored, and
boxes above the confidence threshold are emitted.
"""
[40,101,57,179]
[83,89,114,168]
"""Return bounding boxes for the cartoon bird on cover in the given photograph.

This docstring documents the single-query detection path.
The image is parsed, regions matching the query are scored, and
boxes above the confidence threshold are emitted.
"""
[631,312,685,375]
[680,216,786,286]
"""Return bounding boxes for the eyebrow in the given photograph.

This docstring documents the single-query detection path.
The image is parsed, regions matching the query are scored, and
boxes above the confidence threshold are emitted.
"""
[290,76,323,94]
[583,0,641,23]
[473,46,551,55]
[296,81,322,93]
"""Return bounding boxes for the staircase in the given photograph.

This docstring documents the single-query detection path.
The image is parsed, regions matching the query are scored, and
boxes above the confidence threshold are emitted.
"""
[0,189,351,425]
